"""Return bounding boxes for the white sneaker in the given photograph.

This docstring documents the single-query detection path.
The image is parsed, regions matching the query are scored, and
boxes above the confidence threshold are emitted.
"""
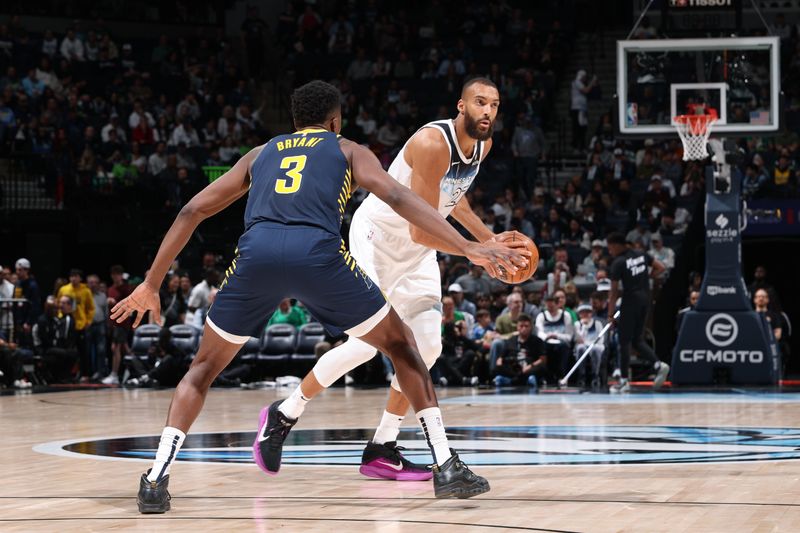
[610,379,630,394]
[439,376,448,387]
[344,374,354,386]
[469,376,480,386]
[653,363,670,390]
[14,379,32,389]
[385,372,394,383]
[101,373,119,385]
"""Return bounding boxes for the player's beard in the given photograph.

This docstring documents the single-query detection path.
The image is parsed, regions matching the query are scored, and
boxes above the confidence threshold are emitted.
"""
[463,110,494,141]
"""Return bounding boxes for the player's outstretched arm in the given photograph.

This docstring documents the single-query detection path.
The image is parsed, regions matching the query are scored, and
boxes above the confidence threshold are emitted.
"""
[110,148,257,327]
[348,142,527,278]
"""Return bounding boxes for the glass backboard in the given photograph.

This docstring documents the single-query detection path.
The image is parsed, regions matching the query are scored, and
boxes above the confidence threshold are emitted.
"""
[617,37,780,136]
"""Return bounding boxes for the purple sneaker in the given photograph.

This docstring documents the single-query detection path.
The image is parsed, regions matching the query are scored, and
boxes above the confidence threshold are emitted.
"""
[359,441,433,481]
[253,400,297,475]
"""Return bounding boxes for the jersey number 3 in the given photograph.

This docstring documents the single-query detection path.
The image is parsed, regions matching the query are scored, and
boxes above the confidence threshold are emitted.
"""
[275,155,306,194]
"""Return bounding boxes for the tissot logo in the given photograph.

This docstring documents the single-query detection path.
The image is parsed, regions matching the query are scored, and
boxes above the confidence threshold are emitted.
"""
[671,0,732,6]
[715,213,729,229]
[34,426,800,467]
[705,313,738,347]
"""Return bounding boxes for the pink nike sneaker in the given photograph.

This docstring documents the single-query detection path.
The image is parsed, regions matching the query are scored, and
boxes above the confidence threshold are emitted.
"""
[359,441,433,481]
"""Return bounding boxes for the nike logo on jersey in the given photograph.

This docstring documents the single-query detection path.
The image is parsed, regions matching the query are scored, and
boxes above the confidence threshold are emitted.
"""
[377,459,404,471]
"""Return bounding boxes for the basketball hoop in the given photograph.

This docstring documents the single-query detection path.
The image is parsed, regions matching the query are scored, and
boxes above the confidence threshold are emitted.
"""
[674,109,718,161]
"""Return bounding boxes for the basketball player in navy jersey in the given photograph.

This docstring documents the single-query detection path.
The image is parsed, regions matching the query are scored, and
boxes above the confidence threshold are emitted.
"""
[112,81,527,512]
[264,78,530,481]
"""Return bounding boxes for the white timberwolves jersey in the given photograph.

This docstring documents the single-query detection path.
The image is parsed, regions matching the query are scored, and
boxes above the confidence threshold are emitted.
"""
[357,119,484,249]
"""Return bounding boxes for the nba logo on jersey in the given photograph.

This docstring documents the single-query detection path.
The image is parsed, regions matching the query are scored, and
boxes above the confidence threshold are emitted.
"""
[626,103,638,126]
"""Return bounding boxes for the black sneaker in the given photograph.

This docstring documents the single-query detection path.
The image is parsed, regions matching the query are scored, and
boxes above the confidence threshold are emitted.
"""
[252,400,297,475]
[359,441,433,481]
[432,449,490,499]
[137,470,170,514]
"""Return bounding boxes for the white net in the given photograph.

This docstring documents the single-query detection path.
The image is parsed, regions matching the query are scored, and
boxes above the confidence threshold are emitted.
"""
[674,114,717,161]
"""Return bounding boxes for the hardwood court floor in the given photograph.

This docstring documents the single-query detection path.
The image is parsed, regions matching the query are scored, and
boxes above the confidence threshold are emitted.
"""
[2,386,800,532]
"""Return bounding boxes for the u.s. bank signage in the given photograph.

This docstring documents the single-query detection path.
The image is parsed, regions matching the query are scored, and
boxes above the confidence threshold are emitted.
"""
[34,425,800,467]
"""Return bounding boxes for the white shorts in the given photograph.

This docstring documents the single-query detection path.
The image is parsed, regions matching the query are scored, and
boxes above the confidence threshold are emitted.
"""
[349,209,442,320]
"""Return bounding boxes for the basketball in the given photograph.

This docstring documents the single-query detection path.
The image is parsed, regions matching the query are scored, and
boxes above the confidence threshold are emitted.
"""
[497,234,539,284]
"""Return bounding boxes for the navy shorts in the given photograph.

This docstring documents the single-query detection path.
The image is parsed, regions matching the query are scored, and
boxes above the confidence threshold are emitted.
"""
[207,223,388,340]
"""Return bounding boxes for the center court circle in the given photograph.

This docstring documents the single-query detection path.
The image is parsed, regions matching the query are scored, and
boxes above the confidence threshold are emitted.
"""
[34,425,800,466]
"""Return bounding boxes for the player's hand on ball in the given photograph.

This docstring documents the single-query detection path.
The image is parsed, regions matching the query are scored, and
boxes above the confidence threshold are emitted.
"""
[489,231,529,249]
[110,282,161,328]
[464,241,530,279]
[484,233,539,284]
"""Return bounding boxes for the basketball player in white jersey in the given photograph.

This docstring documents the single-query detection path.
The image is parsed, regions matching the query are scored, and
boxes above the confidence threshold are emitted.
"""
[265,78,526,481]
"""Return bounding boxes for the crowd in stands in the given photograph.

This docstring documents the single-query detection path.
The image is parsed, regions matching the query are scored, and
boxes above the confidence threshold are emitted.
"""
[0,13,269,210]
[0,250,789,391]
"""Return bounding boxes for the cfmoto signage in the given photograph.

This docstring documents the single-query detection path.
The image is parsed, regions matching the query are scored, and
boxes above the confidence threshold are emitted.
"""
[705,313,738,347]
[678,313,765,364]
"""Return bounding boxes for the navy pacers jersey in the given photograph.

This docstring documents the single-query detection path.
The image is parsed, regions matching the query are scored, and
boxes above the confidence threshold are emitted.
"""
[207,127,387,340]
[245,128,352,235]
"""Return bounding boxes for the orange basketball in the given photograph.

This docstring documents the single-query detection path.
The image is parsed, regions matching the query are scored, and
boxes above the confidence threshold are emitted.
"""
[497,233,539,284]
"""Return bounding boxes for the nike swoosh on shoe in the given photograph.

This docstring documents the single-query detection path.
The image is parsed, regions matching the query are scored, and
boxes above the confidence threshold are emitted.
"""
[376,459,404,471]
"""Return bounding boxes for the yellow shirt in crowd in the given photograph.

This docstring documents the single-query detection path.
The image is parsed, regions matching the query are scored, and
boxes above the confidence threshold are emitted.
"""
[57,282,96,331]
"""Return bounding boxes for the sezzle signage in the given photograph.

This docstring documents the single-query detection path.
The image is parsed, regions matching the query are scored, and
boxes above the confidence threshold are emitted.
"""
[678,313,765,364]
[707,285,736,296]
[706,213,738,242]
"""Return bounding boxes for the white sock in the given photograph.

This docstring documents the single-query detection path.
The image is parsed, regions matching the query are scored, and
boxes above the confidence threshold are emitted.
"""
[147,426,186,481]
[372,410,404,445]
[416,407,452,466]
[278,386,310,419]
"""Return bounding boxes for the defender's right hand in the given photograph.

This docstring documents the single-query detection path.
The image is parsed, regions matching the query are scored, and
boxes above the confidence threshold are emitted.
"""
[110,282,161,328]
[464,241,529,279]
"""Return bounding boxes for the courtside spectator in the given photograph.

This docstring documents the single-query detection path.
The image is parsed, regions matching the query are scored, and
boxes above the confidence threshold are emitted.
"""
[13,258,41,344]
[448,283,476,317]
[86,274,108,381]
[267,298,307,328]
[34,295,79,383]
[493,314,547,388]
[573,303,606,390]
[535,293,575,383]
[103,265,132,385]
[56,269,95,375]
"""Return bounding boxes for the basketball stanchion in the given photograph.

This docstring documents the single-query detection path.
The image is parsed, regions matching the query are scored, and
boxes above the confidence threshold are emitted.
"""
[559,310,620,387]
